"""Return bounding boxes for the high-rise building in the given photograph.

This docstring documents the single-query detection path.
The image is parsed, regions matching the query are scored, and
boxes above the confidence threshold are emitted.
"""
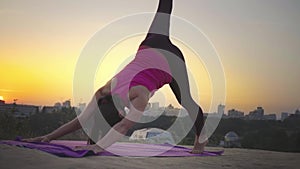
[54,102,62,110]
[248,107,264,120]
[263,114,277,120]
[228,109,244,119]
[78,103,86,112]
[62,100,71,108]
[281,112,289,121]
[295,109,300,115]
[256,107,264,116]
[217,104,225,115]
[151,102,160,110]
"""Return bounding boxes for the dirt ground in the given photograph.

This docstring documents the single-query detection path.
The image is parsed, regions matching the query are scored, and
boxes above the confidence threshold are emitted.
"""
[0,144,299,169]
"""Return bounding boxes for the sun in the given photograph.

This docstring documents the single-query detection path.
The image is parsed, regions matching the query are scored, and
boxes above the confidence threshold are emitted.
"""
[0,96,4,101]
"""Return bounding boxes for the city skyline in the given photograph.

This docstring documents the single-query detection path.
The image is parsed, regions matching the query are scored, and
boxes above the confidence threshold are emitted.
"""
[1,0,300,114]
[1,97,298,119]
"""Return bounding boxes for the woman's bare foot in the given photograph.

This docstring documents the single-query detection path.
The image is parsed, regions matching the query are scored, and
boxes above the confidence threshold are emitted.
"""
[190,139,208,154]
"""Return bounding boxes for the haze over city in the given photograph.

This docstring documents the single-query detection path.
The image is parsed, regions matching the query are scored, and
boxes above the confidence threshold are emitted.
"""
[1,0,300,115]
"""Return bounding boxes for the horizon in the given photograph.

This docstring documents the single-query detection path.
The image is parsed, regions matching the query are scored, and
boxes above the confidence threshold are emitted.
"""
[0,98,298,118]
[1,0,300,115]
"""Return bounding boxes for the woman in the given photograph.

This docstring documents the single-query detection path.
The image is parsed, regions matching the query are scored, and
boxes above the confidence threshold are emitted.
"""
[24,0,207,154]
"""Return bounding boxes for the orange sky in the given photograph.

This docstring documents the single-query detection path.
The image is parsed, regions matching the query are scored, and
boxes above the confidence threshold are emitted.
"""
[1,0,300,115]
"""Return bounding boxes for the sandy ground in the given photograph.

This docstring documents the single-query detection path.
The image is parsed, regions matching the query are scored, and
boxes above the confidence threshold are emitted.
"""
[0,144,299,169]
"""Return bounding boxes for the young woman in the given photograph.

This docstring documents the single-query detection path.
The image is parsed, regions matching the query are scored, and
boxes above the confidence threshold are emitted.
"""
[24,0,207,154]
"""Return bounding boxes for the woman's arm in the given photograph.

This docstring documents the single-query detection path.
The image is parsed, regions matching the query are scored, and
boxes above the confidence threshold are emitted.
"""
[24,84,111,142]
[23,117,82,142]
[23,98,96,142]
[45,118,81,140]
[74,86,149,153]
[47,92,105,140]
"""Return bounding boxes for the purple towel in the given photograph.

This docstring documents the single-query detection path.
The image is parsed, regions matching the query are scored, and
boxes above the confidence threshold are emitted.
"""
[0,138,224,158]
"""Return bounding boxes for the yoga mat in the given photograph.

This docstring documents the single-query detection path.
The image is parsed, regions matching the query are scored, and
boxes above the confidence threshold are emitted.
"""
[0,138,223,158]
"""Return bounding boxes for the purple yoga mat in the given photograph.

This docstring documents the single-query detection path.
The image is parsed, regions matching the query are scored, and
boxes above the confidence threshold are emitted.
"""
[0,138,224,158]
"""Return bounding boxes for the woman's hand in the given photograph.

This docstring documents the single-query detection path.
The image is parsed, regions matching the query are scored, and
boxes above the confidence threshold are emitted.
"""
[22,135,51,143]
[73,144,104,154]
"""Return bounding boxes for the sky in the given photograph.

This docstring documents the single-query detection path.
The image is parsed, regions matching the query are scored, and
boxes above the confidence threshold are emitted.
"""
[0,0,300,115]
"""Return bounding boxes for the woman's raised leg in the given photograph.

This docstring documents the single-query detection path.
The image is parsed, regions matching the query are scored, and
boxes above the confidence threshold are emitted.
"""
[146,0,173,38]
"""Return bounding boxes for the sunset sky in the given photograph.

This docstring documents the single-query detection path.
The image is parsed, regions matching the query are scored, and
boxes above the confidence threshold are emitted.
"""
[1,0,299,115]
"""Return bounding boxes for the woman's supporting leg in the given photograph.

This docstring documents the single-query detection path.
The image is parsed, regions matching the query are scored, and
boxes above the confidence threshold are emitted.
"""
[167,48,207,153]
[167,45,205,138]
[146,0,173,38]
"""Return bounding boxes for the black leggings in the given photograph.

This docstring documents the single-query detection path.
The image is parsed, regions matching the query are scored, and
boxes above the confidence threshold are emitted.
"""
[141,0,204,136]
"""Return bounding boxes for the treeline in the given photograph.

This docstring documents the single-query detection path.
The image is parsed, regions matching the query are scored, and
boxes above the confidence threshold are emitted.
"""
[211,117,300,152]
[0,109,299,152]
[129,116,300,152]
[0,108,84,140]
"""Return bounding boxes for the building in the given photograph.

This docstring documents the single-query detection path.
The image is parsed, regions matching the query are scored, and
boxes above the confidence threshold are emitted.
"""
[62,100,71,108]
[78,103,86,113]
[217,104,225,115]
[0,100,5,105]
[151,102,160,110]
[286,109,300,119]
[164,107,180,117]
[263,114,277,121]
[228,109,244,119]
[54,102,62,110]
[255,107,264,115]
[14,104,39,118]
[281,112,289,121]
[223,131,241,148]
[0,103,39,118]
[207,112,223,118]
[177,108,188,117]
[247,107,264,120]
[295,109,300,115]
[42,106,58,113]
[162,104,182,117]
